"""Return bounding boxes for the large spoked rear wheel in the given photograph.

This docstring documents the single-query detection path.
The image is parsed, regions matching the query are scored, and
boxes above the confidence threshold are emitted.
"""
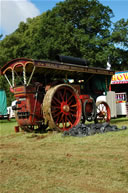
[43,84,82,131]
[95,101,111,123]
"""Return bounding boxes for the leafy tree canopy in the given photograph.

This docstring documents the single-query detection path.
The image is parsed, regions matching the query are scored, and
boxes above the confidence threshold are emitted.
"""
[0,0,127,71]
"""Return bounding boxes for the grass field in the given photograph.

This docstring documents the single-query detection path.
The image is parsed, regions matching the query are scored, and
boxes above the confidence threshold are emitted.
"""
[0,118,128,193]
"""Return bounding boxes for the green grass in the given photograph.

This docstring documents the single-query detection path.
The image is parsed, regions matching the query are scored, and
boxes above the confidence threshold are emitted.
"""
[0,119,17,136]
[110,117,128,127]
[0,117,128,136]
[0,117,128,193]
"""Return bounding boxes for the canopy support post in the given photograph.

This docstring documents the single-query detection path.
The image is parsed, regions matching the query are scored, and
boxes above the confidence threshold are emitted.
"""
[4,74,12,88]
[12,70,15,87]
[23,66,27,85]
[27,66,36,86]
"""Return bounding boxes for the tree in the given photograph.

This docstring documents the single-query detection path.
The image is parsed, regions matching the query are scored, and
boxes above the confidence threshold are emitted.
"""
[0,0,127,70]
[112,19,128,49]
[0,34,3,39]
[35,0,114,67]
[0,76,14,106]
[109,19,128,70]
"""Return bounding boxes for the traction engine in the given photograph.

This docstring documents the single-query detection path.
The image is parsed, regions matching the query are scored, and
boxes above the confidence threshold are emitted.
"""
[1,56,113,132]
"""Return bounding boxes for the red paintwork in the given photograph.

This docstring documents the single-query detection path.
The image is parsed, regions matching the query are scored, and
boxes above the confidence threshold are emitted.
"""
[80,94,94,114]
[14,86,43,127]
[50,85,82,131]
[80,94,93,105]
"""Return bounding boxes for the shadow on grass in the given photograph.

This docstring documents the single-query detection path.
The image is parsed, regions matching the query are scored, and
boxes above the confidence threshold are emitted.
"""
[0,118,16,124]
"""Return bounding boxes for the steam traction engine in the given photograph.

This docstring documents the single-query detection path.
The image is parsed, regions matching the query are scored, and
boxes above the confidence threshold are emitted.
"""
[1,56,114,132]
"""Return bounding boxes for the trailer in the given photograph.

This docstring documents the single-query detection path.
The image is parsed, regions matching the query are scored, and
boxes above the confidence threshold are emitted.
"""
[0,89,9,120]
[0,56,114,132]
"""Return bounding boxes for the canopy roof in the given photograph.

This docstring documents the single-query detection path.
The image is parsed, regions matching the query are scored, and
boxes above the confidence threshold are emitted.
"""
[1,58,114,76]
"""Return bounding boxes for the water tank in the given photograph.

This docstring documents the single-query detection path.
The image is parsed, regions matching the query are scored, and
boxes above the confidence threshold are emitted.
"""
[106,91,117,118]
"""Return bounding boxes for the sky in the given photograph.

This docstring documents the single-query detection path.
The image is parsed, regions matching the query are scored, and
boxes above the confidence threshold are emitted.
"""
[0,0,128,37]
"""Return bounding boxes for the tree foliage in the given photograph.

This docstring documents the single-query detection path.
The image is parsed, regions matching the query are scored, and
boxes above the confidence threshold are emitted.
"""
[109,19,128,70]
[0,0,128,70]
[33,0,114,67]
[0,76,14,106]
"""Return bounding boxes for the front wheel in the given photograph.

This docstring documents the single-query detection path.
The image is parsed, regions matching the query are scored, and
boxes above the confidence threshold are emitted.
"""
[95,101,111,123]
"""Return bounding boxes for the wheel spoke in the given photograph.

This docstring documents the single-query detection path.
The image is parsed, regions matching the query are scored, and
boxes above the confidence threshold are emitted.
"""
[63,88,67,100]
[65,116,69,128]
[51,105,61,109]
[67,117,73,127]
[55,115,61,124]
[52,111,62,118]
[70,104,77,108]
[102,105,105,111]
[53,96,61,104]
[59,113,64,123]
[65,115,67,123]
[97,107,101,111]
[70,108,77,112]
[69,112,77,117]
[61,114,65,128]
[51,109,60,114]
[62,121,65,129]
[67,94,74,103]
[68,113,73,123]
[52,98,58,106]
[68,100,74,106]
[58,91,64,101]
